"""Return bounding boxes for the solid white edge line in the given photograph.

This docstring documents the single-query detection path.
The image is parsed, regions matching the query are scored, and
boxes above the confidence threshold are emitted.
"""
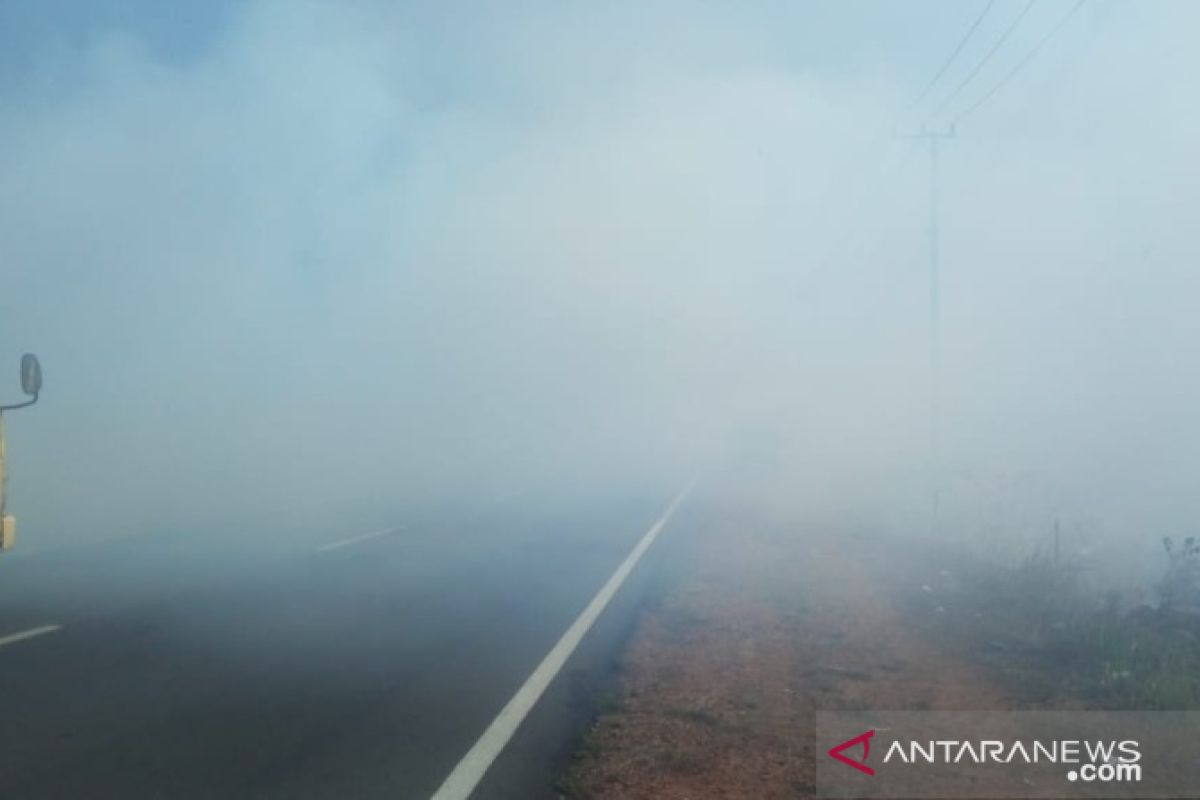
[429,483,694,800]
[0,624,62,649]
[316,526,403,553]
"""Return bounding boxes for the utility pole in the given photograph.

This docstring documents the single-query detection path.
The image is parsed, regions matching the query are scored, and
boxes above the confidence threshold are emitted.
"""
[894,124,955,532]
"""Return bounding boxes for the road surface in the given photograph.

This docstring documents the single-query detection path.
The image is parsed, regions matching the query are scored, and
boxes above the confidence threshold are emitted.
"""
[0,492,686,799]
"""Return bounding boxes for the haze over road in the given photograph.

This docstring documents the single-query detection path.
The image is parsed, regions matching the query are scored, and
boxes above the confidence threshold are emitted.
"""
[0,491,687,799]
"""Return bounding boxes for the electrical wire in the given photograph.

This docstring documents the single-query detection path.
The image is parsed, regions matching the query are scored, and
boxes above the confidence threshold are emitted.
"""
[908,0,998,110]
[930,0,1040,120]
[952,0,1089,125]
[807,139,923,281]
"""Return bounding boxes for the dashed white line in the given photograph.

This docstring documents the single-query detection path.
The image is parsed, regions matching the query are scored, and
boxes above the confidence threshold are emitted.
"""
[429,483,694,800]
[315,526,403,553]
[0,624,62,649]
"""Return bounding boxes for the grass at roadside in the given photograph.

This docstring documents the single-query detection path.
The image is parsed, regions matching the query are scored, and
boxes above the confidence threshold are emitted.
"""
[907,545,1200,710]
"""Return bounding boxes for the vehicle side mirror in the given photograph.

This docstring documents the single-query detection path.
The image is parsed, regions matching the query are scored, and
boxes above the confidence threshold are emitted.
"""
[20,354,41,396]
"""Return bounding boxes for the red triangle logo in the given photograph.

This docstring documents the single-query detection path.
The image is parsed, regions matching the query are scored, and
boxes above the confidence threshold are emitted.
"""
[828,729,876,776]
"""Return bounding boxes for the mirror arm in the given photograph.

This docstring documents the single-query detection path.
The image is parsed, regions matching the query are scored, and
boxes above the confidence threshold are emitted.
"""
[0,393,38,411]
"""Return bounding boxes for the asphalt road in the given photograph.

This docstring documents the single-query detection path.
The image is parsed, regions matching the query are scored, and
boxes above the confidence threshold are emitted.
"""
[0,492,681,799]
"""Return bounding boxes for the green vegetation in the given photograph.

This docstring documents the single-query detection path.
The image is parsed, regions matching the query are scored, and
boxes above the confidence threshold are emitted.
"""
[924,539,1200,710]
[554,732,597,799]
[1050,605,1200,708]
[1159,536,1200,612]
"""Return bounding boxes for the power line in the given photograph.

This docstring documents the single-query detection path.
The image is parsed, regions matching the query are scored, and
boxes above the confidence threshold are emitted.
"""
[824,2,998,277]
[930,0,1040,120]
[808,139,921,280]
[908,0,998,110]
[952,0,1089,125]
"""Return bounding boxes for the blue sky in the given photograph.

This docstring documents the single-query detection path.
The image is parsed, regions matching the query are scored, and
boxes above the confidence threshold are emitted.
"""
[0,0,233,76]
[0,2,1079,103]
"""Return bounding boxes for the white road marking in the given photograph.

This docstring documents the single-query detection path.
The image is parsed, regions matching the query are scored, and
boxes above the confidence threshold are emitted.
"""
[315,526,403,553]
[429,483,694,800]
[0,624,62,649]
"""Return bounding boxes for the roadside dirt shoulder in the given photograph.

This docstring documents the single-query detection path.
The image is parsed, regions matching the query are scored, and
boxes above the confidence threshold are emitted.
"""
[562,510,1016,799]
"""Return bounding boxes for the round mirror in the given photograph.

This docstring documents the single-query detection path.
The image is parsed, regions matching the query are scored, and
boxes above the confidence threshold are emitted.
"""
[20,353,41,396]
